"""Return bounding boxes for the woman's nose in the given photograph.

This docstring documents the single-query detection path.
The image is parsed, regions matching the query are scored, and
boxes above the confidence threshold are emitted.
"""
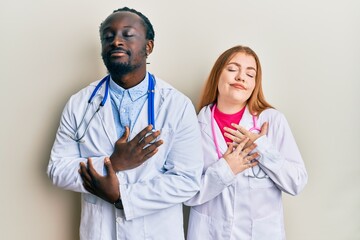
[235,72,245,82]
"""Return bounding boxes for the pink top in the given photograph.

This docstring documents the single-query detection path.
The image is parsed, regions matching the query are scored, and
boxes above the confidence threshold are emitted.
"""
[212,105,246,143]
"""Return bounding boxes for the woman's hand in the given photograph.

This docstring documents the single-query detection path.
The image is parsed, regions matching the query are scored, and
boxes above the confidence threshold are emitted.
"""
[222,137,259,175]
[224,122,268,147]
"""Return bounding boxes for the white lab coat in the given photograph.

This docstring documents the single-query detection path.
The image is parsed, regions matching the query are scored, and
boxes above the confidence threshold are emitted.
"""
[186,105,308,240]
[47,75,204,240]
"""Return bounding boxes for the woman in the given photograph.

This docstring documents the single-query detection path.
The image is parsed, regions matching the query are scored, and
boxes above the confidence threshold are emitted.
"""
[186,45,308,239]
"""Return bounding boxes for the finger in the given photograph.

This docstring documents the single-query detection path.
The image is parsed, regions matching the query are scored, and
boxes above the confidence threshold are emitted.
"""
[224,132,243,144]
[144,148,159,159]
[223,143,234,157]
[240,143,257,157]
[224,127,243,138]
[87,158,100,179]
[246,160,258,168]
[83,181,95,194]
[227,141,240,149]
[233,137,249,155]
[260,122,268,136]
[230,123,248,135]
[244,152,259,163]
[143,139,164,157]
[139,130,161,148]
[232,143,239,148]
[142,139,163,153]
[104,157,116,177]
[132,125,153,143]
[118,126,130,143]
[79,162,92,183]
[80,168,94,191]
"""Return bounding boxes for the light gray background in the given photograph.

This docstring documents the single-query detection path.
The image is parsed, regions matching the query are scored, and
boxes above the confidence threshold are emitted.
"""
[1,0,359,239]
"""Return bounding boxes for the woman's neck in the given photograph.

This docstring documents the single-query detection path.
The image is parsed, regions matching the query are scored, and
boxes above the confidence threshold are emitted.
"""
[216,99,246,114]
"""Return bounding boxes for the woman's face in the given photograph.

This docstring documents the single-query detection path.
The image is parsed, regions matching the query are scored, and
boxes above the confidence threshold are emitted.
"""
[217,52,257,106]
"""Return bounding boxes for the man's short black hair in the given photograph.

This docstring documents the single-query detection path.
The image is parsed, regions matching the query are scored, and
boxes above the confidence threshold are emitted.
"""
[99,7,155,41]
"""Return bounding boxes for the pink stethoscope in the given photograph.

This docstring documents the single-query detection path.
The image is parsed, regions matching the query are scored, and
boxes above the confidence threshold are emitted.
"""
[211,103,261,159]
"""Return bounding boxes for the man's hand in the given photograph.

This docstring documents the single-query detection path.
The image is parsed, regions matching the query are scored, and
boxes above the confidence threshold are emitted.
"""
[110,125,163,171]
[79,157,120,203]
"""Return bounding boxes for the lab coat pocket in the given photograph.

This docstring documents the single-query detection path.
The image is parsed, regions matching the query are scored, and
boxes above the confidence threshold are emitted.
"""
[80,196,102,240]
[187,209,211,240]
[246,167,274,189]
[83,193,98,204]
[147,128,174,167]
[188,208,232,240]
[252,213,282,240]
[130,128,174,182]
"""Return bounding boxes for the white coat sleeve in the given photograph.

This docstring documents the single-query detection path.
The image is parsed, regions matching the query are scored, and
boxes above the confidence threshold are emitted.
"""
[255,111,308,195]
[184,157,236,206]
[120,100,204,220]
[47,95,106,193]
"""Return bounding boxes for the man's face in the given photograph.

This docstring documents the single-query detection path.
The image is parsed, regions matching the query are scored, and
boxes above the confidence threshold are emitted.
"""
[100,11,151,75]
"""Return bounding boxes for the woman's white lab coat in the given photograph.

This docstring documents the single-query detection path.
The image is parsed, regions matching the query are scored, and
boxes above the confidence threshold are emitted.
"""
[47,75,203,240]
[186,105,308,240]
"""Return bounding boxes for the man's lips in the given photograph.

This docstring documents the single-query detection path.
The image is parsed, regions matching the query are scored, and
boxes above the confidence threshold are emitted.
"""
[110,49,128,57]
[230,83,246,90]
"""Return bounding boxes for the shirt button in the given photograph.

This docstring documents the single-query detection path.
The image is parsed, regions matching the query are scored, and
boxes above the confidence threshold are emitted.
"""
[116,217,123,224]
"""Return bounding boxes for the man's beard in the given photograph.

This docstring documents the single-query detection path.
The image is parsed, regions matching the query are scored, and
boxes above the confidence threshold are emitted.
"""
[101,46,147,77]
[102,55,135,76]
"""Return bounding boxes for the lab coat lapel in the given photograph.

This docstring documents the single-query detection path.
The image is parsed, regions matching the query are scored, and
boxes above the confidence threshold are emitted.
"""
[200,105,228,157]
[93,83,118,146]
[239,106,254,130]
[130,101,148,139]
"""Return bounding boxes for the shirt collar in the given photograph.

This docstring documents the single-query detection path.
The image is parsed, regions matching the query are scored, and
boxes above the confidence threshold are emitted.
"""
[109,73,149,101]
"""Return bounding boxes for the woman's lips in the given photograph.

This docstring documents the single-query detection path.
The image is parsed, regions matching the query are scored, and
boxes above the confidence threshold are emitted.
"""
[230,83,246,90]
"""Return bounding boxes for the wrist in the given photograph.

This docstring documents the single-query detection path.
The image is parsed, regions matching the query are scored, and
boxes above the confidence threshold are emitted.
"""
[114,196,123,209]
[109,155,121,172]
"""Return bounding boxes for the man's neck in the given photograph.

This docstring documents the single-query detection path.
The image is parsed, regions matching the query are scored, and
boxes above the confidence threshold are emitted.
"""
[111,70,147,89]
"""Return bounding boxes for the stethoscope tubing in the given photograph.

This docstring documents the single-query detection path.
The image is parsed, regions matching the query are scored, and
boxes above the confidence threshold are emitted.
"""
[148,73,155,129]
[68,73,155,142]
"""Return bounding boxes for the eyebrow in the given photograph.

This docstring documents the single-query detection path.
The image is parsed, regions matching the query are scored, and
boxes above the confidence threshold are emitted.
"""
[101,25,134,33]
[227,62,256,71]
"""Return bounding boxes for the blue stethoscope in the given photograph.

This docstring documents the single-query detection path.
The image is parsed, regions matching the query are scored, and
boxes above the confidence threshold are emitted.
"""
[67,72,155,143]
[211,103,267,179]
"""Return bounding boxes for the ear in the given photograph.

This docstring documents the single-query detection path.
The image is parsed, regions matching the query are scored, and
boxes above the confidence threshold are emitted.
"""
[146,40,154,56]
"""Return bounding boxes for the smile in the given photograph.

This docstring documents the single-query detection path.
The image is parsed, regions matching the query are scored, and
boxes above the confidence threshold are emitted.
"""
[230,83,246,90]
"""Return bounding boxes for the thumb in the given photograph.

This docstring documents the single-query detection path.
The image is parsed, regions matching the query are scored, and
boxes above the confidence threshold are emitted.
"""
[260,122,268,136]
[118,126,130,143]
[104,157,116,176]
[223,142,233,157]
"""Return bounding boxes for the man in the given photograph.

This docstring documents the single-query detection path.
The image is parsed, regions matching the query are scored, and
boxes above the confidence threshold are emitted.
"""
[47,7,203,240]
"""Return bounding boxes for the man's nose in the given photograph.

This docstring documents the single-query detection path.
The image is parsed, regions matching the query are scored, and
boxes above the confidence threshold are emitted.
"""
[112,33,125,46]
